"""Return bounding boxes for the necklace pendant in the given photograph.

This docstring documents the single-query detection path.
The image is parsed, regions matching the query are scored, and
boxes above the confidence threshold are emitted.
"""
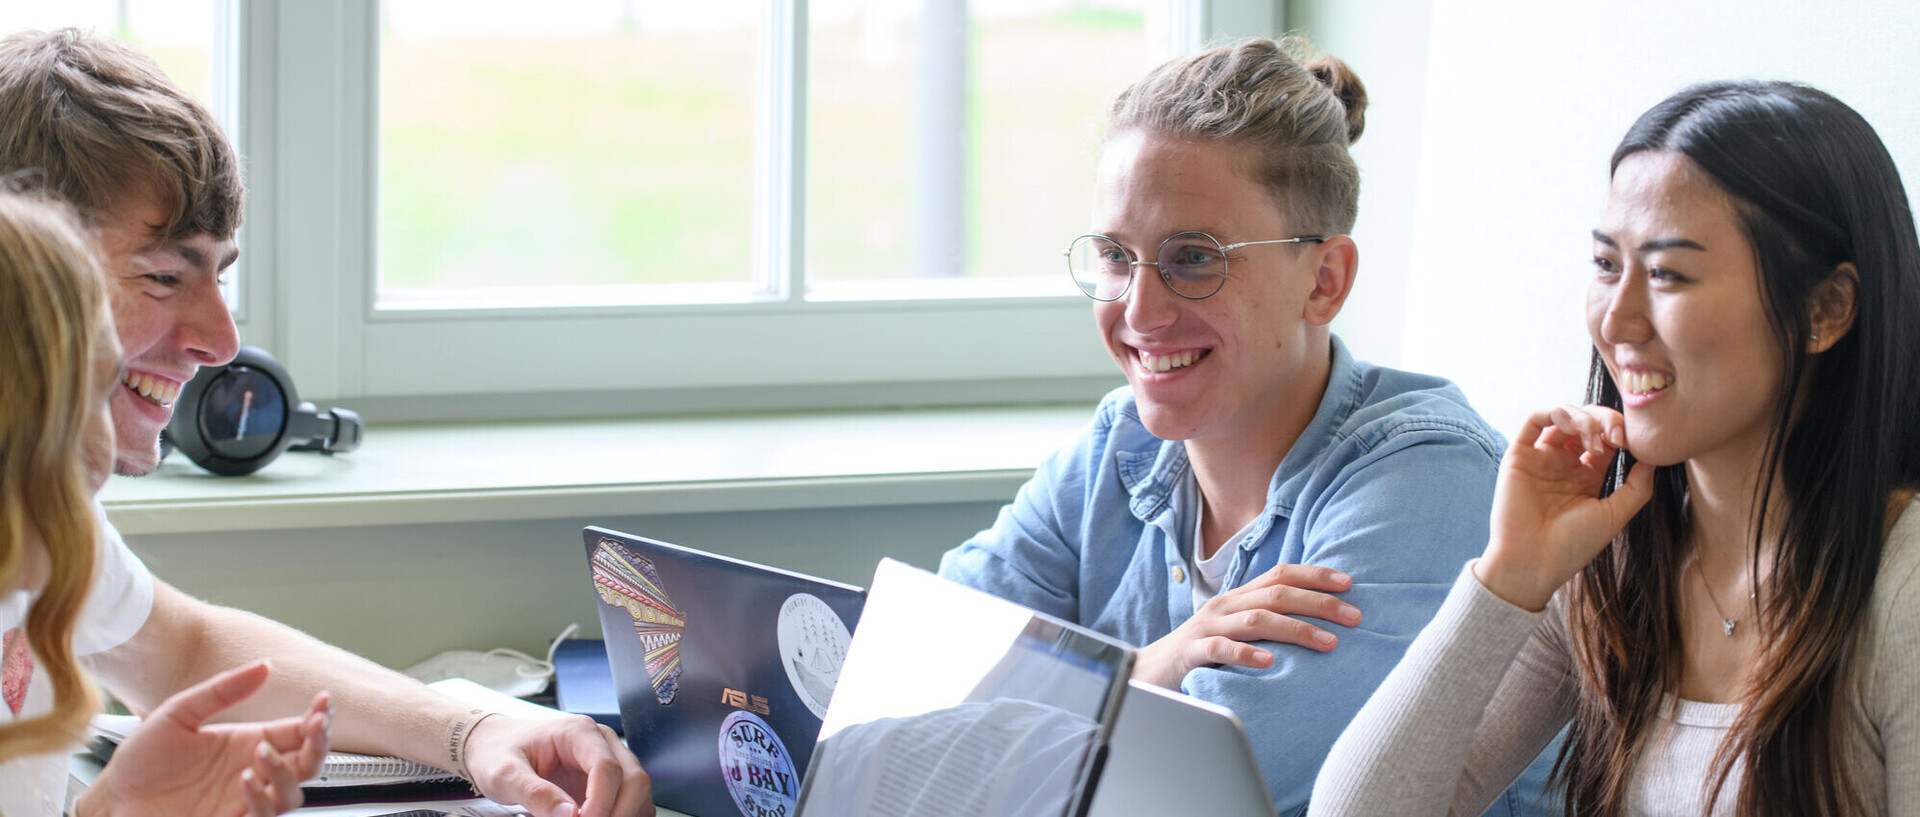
[1722,619,1737,637]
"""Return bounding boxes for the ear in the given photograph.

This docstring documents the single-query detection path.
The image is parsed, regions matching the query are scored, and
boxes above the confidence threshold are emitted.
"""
[1807,262,1858,354]
[1302,235,1359,327]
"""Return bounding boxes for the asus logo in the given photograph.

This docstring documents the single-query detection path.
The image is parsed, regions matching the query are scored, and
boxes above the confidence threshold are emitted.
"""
[722,688,771,715]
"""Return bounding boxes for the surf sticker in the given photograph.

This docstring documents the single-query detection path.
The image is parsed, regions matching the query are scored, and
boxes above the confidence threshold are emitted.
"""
[719,710,798,817]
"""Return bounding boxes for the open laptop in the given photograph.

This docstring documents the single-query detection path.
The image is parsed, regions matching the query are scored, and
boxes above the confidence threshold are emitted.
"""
[793,558,1134,817]
[1083,680,1278,817]
[584,526,865,817]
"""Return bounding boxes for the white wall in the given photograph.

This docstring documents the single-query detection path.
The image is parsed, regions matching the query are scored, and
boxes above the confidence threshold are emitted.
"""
[1287,0,1435,370]
[1407,0,1920,435]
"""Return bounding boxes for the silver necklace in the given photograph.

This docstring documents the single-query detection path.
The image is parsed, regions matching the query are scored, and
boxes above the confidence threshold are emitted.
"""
[1690,557,1749,637]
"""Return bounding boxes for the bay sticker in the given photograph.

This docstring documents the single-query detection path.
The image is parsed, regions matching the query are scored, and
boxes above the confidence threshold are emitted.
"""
[776,592,853,720]
[719,710,798,817]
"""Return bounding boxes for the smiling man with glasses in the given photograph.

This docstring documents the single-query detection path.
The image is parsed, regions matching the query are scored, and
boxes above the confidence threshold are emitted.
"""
[940,39,1558,816]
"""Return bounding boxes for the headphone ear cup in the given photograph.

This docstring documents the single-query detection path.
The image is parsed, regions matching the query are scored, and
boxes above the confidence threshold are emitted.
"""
[166,345,359,475]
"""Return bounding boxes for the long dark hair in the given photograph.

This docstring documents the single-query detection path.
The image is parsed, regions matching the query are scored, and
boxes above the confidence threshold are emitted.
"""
[1559,81,1920,816]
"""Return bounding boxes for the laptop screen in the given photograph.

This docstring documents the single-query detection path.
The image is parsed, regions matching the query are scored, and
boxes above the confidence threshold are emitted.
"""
[793,559,1132,817]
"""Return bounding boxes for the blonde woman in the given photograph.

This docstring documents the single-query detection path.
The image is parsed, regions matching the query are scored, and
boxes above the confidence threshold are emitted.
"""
[0,190,330,817]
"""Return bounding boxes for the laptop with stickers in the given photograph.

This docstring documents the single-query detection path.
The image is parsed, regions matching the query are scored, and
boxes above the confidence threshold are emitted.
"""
[584,526,865,817]
[793,559,1135,817]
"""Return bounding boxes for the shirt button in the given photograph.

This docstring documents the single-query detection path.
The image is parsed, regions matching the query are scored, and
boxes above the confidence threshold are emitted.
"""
[1171,565,1187,583]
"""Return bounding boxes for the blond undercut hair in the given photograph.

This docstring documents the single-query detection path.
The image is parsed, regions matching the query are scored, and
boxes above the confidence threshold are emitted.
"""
[1106,37,1367,236]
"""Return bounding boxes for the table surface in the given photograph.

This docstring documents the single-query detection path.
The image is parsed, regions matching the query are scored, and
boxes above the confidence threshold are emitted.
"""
[70,752,693,817]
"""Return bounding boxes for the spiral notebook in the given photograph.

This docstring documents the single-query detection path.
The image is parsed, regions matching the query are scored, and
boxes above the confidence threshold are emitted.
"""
[85,677,555,792]
[88,713,459,787]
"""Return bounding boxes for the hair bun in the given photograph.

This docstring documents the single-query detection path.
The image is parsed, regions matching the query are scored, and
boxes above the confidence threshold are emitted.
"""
[1306,54,1368,145]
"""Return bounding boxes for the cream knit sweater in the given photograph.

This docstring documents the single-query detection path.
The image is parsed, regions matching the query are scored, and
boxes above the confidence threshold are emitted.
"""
[1309,500,1920,816]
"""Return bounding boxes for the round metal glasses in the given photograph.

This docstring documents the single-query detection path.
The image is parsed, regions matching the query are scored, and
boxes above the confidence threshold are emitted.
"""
[1064,231,1326,301]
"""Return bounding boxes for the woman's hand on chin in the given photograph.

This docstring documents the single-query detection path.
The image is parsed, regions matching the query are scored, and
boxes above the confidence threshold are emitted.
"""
[1474,404,1656,612]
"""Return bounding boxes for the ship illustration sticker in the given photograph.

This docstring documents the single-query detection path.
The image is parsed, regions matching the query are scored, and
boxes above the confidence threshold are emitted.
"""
[719,710,798,817]
[591,539,686,706]
[776,593,852,720]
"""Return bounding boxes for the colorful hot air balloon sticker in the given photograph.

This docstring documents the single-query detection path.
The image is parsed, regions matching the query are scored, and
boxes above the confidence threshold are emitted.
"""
[591,538,686,706]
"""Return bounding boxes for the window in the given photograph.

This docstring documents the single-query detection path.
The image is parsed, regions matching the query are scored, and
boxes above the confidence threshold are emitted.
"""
[376,1,762,308]
[77,2,1258,413]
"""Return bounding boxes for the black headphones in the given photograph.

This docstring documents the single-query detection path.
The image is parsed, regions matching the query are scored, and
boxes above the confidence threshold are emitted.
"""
[161,345,363,476]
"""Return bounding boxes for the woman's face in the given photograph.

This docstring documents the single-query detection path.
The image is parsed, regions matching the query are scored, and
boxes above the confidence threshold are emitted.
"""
[1089,131,1335,445]
[1589,150,1784,468]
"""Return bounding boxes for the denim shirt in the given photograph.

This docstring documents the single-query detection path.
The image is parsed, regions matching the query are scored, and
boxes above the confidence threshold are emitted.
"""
[939,337,1559,816]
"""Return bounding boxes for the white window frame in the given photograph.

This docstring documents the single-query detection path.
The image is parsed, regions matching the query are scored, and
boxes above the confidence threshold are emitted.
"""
[235,1,1278,415]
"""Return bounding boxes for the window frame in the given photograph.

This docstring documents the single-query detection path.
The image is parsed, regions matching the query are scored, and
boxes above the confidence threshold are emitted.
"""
[237,0,1273,412]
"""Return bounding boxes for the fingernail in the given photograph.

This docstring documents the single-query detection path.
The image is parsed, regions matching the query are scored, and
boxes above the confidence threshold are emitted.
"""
[1338,604,1360,622]
[258,741,274,762]
[241,767,256,783]
[1610,427,1626,447]
[1330,570,1351,585]
[1313,630,1336,646]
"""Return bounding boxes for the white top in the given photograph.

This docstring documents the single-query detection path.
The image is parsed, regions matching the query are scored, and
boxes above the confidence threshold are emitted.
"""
[1,507,157,817]
[1182,473,1252,608]
[1310,499,1920,816]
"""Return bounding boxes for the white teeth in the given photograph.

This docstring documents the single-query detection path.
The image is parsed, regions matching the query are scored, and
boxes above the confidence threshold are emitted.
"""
[1139,351,1201,373]
[1624,371,1672,394]
[122,371,180,407]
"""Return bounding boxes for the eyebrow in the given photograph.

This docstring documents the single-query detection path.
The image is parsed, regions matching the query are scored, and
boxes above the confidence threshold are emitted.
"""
[176,243,242,272]
[1591,229,1707,253]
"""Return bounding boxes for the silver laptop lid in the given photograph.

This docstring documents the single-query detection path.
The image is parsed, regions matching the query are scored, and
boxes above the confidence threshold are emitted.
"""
[794,559,1133,817]
[1083,680,1277,817]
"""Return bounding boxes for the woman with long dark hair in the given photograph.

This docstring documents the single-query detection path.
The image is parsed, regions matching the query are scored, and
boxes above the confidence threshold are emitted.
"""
[1310,81,1920,815]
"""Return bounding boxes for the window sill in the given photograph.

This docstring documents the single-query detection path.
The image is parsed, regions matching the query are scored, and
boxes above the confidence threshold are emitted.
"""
[99,404,1091,536]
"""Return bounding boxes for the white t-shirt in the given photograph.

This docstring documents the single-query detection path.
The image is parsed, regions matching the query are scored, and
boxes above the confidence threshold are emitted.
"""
[1183,473,1254,608]
[0,507,156,817]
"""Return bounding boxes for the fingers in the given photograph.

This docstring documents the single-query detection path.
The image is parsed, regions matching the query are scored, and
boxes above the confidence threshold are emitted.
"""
[242,767,274,817]
[284,694,333,781]
[574,723,652,817]
[1189,635,1274,672]
[254,691,333,757]
[1518,405,1628,455]
[243,740,306,815]
[1545,404,1628,455]
[1240,562,1352,593]
[1606,459,1658,522]
[1209,581,1361,628]
[1215,609,1340,652]
[153,660,273,731]
[603,726,654,817]
[495,768,576,817]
